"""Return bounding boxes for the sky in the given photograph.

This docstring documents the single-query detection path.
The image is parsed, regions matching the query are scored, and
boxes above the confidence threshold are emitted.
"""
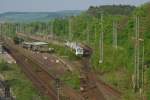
[0,0,149,13]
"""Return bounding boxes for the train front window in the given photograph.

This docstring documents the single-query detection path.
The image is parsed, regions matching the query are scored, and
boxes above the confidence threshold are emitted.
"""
[76,48,83,55]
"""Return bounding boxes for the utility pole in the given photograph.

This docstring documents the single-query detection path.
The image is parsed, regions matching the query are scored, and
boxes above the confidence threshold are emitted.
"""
[0,23,3,40]
[15,24,18,34]
[86,21,90,44]
[7,24,9,36]
[134,16,140,91]
[23,24,26,34]
[113,20,118,49]
[141,41,144,98]
[45,23,47,35]
[8,24,10,36]
[19,23,22,33]
[18,23,20,33]
[99,12,104,64]
[56,78,62,100]
[133,16,144,96]
[46,23,49,40]
[94,17,97,44]
[51,20,54,40]
[22,24,25,34]
[0,23,2,39]
[69,18,72,42]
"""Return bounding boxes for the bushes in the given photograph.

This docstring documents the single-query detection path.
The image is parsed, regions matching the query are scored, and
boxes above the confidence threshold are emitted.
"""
[60,72,80,90]
[0,61,11,71]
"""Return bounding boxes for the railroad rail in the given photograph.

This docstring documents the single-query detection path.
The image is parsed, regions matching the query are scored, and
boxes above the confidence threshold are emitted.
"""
[3,37,122,100]
[80,57,122,100]
[3,38,84,100]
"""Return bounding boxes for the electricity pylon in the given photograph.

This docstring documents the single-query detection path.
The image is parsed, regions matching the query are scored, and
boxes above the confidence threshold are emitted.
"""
[99,12,104,64]
[113,20,118,49]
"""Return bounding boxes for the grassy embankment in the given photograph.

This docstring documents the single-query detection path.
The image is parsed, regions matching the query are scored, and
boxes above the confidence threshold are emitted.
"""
[0,59,49,100]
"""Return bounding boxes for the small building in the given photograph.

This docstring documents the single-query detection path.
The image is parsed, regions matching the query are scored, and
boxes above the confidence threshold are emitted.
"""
[31,42,49,51]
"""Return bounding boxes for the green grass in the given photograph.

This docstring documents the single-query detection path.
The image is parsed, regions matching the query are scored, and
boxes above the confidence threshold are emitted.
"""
[60,71,80,90]
[101,69,139,100]
[0,60,49,100]
[145,68,150,100]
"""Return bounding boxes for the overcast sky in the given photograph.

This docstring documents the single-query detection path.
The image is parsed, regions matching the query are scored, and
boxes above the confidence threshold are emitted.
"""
[0,0,149,13]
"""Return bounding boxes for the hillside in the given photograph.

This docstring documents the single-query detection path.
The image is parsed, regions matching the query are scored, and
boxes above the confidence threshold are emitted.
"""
[0,10,81,22]
[87,5,136,17]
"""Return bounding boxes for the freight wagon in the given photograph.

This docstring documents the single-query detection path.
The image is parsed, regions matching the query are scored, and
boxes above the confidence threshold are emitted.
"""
[22,42,54,53]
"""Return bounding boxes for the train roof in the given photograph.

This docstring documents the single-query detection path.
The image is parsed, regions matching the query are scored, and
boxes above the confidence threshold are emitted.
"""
[23,42,48,46]
[32,42,48,46]
[79,43,92,50]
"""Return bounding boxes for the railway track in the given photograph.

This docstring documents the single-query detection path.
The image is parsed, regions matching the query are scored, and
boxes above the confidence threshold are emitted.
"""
[81,57,121,100]
[4,42,57,99]
[3,37,122,100]
[3,39,84,100]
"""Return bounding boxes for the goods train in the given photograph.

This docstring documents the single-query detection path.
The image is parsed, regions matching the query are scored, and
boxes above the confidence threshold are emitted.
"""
[13,36,54,53]
[13,36,92,56]
[22,42,54,53]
